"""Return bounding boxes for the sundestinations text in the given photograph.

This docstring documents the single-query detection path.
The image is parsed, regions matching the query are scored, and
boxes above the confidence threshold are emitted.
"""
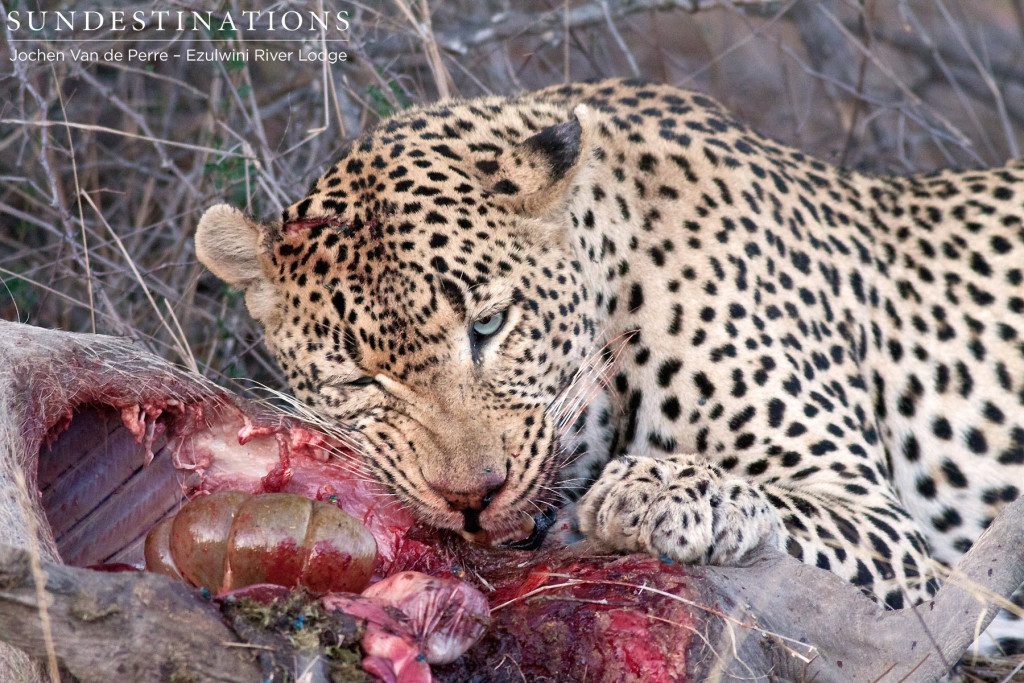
[5,10,351,33]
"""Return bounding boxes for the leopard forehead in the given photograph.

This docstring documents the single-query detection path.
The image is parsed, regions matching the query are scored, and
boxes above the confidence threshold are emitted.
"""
[282,95,570,226]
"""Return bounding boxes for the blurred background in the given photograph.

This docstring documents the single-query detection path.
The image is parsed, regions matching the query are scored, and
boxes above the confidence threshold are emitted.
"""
[2,0,1023,401]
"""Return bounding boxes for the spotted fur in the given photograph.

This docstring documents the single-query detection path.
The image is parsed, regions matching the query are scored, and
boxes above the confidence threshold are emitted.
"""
[196,79,1024,652]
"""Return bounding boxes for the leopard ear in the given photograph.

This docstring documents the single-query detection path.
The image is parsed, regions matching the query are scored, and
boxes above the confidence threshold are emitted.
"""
[195,204,280,325]
[478,104,595,216]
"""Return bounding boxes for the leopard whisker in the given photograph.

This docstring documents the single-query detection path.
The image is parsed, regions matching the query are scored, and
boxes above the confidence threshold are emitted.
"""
[552,332,630,436]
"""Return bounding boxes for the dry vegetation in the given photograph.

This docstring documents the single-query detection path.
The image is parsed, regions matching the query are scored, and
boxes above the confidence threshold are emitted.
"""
[3,0,1024,396]
[1,0,1023,678]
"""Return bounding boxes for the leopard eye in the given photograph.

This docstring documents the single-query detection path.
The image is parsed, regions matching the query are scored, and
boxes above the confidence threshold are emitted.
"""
[472,310,506,339]
[348,376,376,387]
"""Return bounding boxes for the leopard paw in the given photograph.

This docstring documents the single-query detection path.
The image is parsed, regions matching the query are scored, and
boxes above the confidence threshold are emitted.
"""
[576,454,780,565]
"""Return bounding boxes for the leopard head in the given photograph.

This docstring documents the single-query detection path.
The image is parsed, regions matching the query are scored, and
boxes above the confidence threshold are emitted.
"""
[196,103,612,545]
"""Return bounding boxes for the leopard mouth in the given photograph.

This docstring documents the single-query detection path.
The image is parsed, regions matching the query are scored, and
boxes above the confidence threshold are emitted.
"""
[503,506,558,550]
[458,505,557,550]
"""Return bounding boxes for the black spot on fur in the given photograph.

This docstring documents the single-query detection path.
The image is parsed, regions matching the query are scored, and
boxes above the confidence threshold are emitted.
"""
[438,278,466,317]
[492,179,520,195]
[657,359,683,387]
[475,159,500,175]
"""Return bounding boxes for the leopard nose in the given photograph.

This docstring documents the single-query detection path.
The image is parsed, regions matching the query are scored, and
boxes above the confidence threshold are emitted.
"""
[427,471,507,525]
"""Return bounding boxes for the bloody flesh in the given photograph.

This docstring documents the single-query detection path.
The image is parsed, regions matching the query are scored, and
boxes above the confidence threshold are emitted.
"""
[435,555,701,683]
[161,411,703,681]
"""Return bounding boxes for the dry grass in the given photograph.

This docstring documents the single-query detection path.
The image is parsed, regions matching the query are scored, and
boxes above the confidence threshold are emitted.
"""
[3,0,1022,398]
[1,0,1023,678]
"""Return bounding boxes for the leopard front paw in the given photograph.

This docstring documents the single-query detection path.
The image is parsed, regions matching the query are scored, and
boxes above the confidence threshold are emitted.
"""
[576,455,780,565]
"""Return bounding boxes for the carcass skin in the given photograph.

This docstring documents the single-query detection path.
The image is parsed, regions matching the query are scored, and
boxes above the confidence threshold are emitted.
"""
[1,320,1022,682]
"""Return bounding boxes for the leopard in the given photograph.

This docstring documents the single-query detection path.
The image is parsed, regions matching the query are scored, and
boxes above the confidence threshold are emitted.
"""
[195,79,1024,653]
